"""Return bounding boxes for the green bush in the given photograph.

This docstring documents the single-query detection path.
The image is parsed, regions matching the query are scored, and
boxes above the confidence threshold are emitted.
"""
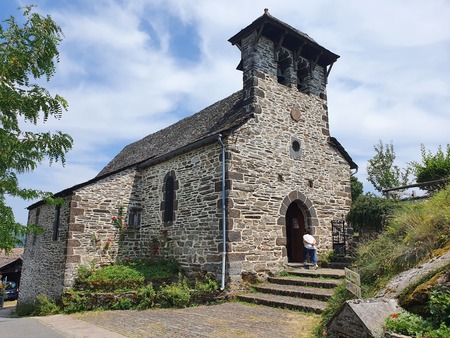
[157,274,191,308]
[16,294,60,316]
[80,265,145,292]
[385,310,450,338]
[60,261,221,313]
[34,294,60,316]
[429,288,450,327]
[136,283,157,310]
[428,323,450,338]
[62,290,90,314]
[347,193,398,233]
[111,296,134,310]
[385,311,427,337]
[194,276,218,292]
[75,265,93,283]
[15,302,37,317]
[123,258,180,282]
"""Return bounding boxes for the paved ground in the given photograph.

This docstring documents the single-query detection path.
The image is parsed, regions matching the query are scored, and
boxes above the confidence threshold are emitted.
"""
[1,301,320,337]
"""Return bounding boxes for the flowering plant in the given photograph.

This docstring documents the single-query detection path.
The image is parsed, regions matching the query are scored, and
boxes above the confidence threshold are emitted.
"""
[103,237,112,251]
[143,230,170,258]
[112,206,127,235]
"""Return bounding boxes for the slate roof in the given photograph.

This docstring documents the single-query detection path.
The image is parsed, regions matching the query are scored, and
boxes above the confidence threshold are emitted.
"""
[97,85,356,177]
[229,9,339,67]
[97,90,247,177]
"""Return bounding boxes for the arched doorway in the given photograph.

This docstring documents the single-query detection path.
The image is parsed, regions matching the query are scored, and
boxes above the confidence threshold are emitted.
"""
[286,203,306,263]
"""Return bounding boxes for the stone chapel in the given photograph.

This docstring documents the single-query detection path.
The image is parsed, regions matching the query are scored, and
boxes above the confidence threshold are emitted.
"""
[19,9,357,303]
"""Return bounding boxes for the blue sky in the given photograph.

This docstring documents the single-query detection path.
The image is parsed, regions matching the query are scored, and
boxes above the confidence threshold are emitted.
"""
[2,0,450,224]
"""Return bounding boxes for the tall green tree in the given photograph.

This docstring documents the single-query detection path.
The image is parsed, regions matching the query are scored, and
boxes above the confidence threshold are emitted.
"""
[0,6,73,252]
[350,175,364,201]
[347,193,397,234]
[366,140,409,193]
[409,144,450,193]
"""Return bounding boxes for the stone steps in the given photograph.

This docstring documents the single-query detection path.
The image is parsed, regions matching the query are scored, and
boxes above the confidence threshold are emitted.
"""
[237,267,345,314]
[237,292,328,314]
[268,275,342,289]
[254,283,334,301]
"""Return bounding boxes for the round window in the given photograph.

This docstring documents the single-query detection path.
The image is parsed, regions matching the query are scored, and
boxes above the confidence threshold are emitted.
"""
[292,140,301,152]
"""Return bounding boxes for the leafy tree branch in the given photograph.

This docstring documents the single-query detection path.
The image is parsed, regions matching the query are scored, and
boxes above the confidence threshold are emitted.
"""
[0,6,73,252]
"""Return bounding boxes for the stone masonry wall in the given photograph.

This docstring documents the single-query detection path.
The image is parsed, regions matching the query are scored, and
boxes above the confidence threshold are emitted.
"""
[242,32,327,97]
[63,168,142,289]
[225,34,352,286]
[19,198,71,303]
[139,142,223,275]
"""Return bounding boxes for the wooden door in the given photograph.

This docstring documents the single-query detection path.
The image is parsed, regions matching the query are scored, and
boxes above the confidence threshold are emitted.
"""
[286,203,306,262]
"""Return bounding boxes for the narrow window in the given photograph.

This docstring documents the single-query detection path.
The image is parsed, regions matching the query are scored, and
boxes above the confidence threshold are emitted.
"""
[162,171,178,224]
[164,176,174,222]
[32,208,40,245]
[128,208,142,228]
[297,58,310,93]
[35,208,40,224]
[277,49,291,86]
[53,205,61,241]
[277,64,286,84]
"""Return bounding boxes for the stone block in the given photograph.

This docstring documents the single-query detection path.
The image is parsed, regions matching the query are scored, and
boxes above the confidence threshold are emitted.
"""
[71,208,84,216]
[68,223,85,232]
[228,231,242,242]
[67,239,81,248]
[66,255,81,263]
[276,237,286,246]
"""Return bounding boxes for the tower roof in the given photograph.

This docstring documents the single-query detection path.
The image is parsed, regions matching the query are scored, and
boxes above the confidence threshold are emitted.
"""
[228,9,339,67]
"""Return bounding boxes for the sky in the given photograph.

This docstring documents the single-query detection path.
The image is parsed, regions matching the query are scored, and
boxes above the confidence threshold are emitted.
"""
[2,0,450,225]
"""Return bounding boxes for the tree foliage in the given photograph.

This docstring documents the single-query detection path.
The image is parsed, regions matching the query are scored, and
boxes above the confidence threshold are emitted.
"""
[350,176,363,201]
[347,193,398,233]
[409,144,450,193]
[366,140,409,193]
[0,6,73,252]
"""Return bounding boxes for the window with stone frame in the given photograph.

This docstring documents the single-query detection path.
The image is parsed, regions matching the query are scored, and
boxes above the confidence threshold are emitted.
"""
[290,136,302,160]
[162,171,178,224]
[52,205,61,241]
[128,207,142,228]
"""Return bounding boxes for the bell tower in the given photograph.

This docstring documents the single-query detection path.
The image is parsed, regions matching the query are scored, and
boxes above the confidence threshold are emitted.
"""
[228,9,339,100]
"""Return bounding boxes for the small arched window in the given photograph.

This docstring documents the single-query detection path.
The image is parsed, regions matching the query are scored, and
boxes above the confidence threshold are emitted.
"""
[162,171,178,224]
